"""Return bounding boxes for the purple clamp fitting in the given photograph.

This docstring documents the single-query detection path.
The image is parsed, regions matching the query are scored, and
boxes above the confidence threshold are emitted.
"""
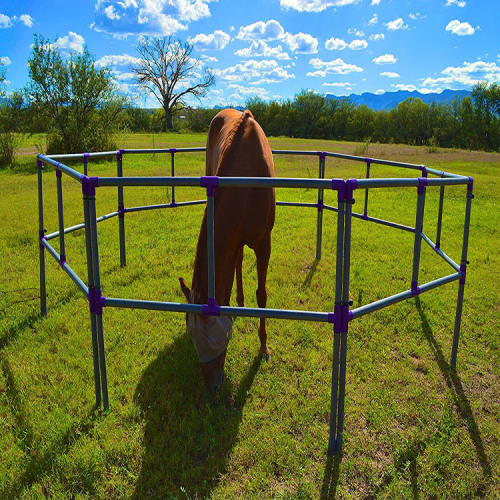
[56,168,62,178]
[341,304,351,332]
[83,153,90,161]
[169,148,177,155]
[37,156,43,169]
[467,176,474,193]
[202,297,221,316]
[118,204,126,219]
[89,288,106,315]
[81,175,99,196]
[364,158,372,166]
[459,263,467,284]
[440,171,445,178]
[421,166,428,177]
[334,178,358,202]
[317,199,324,212]
[318,151,327,161]
[333,303,342,333]
[59,254,66,266]
[39,229,46,250]
[411,281,421,296]
[417,177,428,195]
[327,311,335,324]
[117,149,125,160]
[200,176,219,196]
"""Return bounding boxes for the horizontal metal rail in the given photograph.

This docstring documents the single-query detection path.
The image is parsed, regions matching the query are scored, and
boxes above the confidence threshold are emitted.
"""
[421,232,460,271]
[121,147,206,154]
[46,151,119,159]
[45,211,119,240]
[356,177,470,189]
[125,200,206,214]
[351,272,461,319]
[41,239,89,297]
[38,155,84,181]
[277,201,318,208]
[352,212,415,233]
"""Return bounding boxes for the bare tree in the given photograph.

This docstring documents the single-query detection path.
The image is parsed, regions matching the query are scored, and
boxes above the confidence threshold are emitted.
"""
[133,36,215,130]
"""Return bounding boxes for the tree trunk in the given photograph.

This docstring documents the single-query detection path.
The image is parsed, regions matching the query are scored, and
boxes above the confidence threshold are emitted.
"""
[165,107,173,130]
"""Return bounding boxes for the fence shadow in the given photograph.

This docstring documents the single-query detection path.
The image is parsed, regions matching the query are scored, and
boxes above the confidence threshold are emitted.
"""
[132,333,262,498]
[415,297,492,488]
[320,455,342,499]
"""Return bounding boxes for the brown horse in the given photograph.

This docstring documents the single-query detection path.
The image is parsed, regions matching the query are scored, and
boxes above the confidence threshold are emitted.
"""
[179,108,276,391]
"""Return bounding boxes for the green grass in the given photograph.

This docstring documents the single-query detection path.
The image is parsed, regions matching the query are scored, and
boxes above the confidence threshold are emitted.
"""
[1,133,499,498]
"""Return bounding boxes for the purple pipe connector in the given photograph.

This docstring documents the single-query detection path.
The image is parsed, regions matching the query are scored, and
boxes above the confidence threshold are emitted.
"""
[59,254,66,265]
[332,178,358,202]
[411,281,421,296]
[421,166,428,177]
[467,176,474,192]
[417,177,428,195]
[39,229,46,250]
[169,148,177,155]
[200,176,219,196]
[37,157,43,169]
[332,304,353,333]
[89,287,106,315]
[56,168,62,178]
[317,199,324,212]
[118,204,126,219]
[333,303,342,333]
[202,297,220,316]
[81,176,99,196]
[459,263,467,284]
[364,158,372,165]
[318,151,327,161]
[117,149,125,160]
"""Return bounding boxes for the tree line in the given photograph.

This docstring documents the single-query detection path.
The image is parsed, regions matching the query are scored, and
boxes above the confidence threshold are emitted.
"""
[0,33,498,168]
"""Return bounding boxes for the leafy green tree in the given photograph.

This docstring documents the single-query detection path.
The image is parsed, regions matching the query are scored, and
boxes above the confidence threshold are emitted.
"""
[25,34,126,154]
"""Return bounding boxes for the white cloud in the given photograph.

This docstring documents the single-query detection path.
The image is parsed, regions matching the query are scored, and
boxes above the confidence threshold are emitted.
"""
[368,14,378,25]
[228,83,270,99]
[235,41,291,60]
[375,89,385,94]
[0,14,13,28]
[189,30,230,51]
[446,0,466,7]
[104,5,121,20]
[347,28,365,36]
[325,38,347,50]
[369,33,384,41]
[308,57,363,76]
[445,19,475,36]
[409,13,426,20]
[286,32,318,54]
[95,54,142,67]
[371,0,381,4]
[349,39,368,50]
[422,60,500,88]
[214,59,295,83]
[391,84,436,94]
[201,55,218,63]
[380,71,399,78]
[280,0,360,13]
[385,18,408,30]
[0,56,12,66]
[322,81,353,87]
[53,32,85,53]
[19,14,34,27]
[372,53,397,64]
[237,20,285,41]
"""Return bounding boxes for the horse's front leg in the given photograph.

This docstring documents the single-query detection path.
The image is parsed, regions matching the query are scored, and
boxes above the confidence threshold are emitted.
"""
[255,234,271,361]
[236,246,245,307]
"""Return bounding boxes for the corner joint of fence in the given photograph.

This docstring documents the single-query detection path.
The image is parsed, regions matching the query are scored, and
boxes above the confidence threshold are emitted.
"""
[467,176,474,194]
[37,156,43,169]
[89,288,106,315]
[417,177,428,195]
[332,178,357,203]
[202,297,220,316]
[117,149,125,160]
[200,176,219,197]
[82,175,99,197]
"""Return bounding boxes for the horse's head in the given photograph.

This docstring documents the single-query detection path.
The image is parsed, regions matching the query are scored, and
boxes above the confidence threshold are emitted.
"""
[179,277,232,392]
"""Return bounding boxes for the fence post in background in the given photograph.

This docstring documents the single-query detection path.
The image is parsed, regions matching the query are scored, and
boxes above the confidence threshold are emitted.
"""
[451,179,474,369]
[83,175,109,409]
[117,149,126,267]
[436,176,445,250]
[316,152,326,260]
[170,148,176,206]
[363,159,370,219]
[411,177,427,295]
[56,167,66,265]
[83,152,89,176]
[38,157,47,318]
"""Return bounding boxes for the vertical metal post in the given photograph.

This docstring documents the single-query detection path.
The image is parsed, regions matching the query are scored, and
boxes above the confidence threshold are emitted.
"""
[328,200,345,455]
[88,194,109,409]
[171,149,176,205]
[206,190,216,300]
[83,191,101,407]
[56,169,66,263]
[117,150,126,267]
[336,199,353,453]
[451,182,473,369]
[436,185,445,249]
[37,158,47,318]
[363,160,370,218]
[316,153,325,260]
[411,182,426,293]
[83,153,89,176]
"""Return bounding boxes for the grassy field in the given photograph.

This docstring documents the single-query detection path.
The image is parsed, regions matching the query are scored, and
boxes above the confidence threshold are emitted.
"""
[1,132,499,498]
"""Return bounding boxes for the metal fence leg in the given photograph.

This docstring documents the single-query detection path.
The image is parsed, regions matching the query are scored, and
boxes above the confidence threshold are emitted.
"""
[411,182,426,294]
[363,160,370,218]
[117,150,126,267]
[37,158,47,317]
[451,185,473,369]
[328,200,345,455]
[171,150,176,205]
[316,153,325,260]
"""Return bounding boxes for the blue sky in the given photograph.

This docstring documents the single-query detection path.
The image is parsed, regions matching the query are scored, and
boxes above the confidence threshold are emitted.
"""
[0,0,498,108]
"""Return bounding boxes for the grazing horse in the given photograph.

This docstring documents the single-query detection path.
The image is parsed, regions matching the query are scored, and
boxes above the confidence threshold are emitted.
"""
[179,108,276,392]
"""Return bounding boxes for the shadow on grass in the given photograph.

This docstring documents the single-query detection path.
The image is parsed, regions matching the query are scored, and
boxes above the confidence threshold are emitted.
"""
[320,455,341,499]
[301,258,319,289]
[133,334,263,498]
[415,297,492,486]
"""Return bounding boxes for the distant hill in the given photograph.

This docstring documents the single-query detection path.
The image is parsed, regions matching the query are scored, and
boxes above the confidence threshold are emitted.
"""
[325,89,471,110]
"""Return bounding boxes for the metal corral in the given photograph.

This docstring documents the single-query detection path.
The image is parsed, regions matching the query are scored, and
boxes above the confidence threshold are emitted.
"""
[37,147,473,455]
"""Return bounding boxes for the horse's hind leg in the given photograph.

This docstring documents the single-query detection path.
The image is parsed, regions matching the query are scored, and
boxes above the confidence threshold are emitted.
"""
[255,234,271,361]
[236,246,244,307]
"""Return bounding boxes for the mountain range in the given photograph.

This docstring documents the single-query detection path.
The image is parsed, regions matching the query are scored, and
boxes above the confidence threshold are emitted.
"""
[325,89,471,110]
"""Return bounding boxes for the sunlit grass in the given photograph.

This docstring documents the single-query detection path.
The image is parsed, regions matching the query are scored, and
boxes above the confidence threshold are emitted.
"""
[0,134,499,498]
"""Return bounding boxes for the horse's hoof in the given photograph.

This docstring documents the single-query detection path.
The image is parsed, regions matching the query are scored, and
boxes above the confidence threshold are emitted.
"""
[263,352,271,362]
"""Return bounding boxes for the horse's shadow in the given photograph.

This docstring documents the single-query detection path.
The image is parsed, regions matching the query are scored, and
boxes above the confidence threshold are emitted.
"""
[132,333,262,499]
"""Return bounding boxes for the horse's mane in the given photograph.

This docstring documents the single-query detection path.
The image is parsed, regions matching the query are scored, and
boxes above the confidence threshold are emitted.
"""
[216,109,254,175]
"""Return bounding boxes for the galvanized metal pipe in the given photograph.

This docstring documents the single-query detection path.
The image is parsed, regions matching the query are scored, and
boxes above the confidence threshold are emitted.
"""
[421,232,460,271]
[38,160,47,317]
[56,171,66,262]
[125,201,206,213]
[363,160,370,217]
[117,151,126,267]
[316,154,325,260]
[207,192,216,301]
[45,211,119,241]
[171,150,176,205]
[411,188,426,290]
[352,212,415,233]
[37,155,84,181]
[436,186,445,249]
